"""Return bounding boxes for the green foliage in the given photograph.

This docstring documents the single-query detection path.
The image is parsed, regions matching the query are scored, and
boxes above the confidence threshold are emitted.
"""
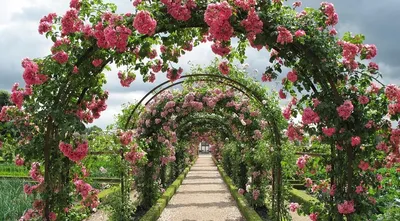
[0,180,35,220]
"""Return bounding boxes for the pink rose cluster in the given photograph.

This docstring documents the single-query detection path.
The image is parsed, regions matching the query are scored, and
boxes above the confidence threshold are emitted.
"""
[70,0,81,10]
[252,189,260,200]
[20,200,57,221]
[286,123,303,141]
[240,8,263,44]
[337,40,359,70]
[61,9,83,36]
[287,70,298,82]
[289,202,300,212]
[218,61,229,75]
[204,1,233,42]
[59,141,89,162]
[167,67,183,82]
[38,13,57,35]
[351,136,361,147]
[133,11,157,36]
[234,0,256,11]
[76,92,108,123]
[322,127,335,137]
[302,107,320,125]
[385,84,400,115]
[336,100,353,120]
[125,144,145,165]
[24,162,45,195]
[296,155,310,169]
[151,59,163,73]
[118,71,136,87]
[15,154,25,166]
[74,179,100,209]
[320,2,338,26]
[22,58,47,86]
[211,41,231,56]
[11,83,27,109]
[119,130,134,145]
[337,200,355,214]
[160,0,196,21]
[277,26,293,45]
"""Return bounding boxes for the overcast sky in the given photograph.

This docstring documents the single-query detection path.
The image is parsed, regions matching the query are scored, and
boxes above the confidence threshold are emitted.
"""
[0,0,399,129]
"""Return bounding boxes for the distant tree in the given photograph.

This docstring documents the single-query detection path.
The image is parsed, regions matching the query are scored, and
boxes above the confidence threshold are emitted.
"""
[0,90,11,109]
[85,125,103,134]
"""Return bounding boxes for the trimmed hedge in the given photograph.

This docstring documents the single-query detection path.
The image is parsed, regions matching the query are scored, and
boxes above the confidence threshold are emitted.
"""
[212,157,263,221]
[288,188,319,214]
[140,157,197,221]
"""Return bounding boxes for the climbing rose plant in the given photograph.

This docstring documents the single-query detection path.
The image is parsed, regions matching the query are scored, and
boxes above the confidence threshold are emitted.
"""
[0,0,398,220]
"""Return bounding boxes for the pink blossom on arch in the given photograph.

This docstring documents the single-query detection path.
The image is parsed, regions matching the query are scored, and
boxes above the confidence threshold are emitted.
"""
[282,106,291,120]
[376,142,388,152]
[292,1,302,8]
[358,95,369,104]
[52,51,69,64]
[218,61,229,75]
[351,136,361,147]
[167,67,183,82]
[355,185,364,194]
[70,0,80,10]
[73,66,79,74]
[211,41,231,56]
[277,26,293,44]
[133,11,157,36]
[92,59,103,67]
[15,154,24,166]
[336,100,353,120]
[59,141,89,162]
[337,200,355,214]
[204,1,233,41]
[296,155,310,169]
[302,108,320,125]
[329,28,337,36]
[61,9,83,35]
[362,44,377,59]
[279,89,286,99]
[38,13,57,35]
[289,202,300,212]
[234,0,256,11]
[252,189,260,200]
[240,8,263,37]
[322,127,335,137]
[309,213,318,221]
[295,30,306,37]
[287,70,298,82]
[368,62,379,71]
[11,83,24,109]
[305,178,313,187]
[286,123,303,141]
[238,188,245,195]
[358,160,369,171]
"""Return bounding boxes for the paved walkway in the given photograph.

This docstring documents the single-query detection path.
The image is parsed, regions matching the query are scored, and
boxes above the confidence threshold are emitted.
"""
[158,154,244,221]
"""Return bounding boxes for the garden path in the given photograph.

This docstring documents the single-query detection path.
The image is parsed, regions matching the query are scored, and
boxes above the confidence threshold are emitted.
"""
[158,154,244,221]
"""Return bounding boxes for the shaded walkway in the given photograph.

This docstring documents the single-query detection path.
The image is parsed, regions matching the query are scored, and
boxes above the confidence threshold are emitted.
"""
[158,154,244,221]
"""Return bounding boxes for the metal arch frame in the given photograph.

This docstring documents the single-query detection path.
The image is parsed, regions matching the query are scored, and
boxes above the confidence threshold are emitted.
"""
[121,73,285,220]
[123,73,270,130]
[175,117,234,141]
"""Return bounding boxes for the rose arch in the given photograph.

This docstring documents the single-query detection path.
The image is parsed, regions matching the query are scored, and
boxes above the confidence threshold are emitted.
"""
[1,0,399,220]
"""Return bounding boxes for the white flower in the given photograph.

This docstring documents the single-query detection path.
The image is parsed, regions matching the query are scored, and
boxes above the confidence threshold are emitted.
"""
[240,119,246,126]
[99,167,107,174]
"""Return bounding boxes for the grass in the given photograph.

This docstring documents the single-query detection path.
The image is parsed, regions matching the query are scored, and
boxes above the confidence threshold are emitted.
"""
[0,179,35,220]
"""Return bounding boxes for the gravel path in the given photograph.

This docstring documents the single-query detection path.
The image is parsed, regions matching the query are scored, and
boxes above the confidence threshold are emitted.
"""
[158,154,244,221]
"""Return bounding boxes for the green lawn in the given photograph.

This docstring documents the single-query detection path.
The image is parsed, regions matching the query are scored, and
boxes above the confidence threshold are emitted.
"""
[0,179,34,220]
